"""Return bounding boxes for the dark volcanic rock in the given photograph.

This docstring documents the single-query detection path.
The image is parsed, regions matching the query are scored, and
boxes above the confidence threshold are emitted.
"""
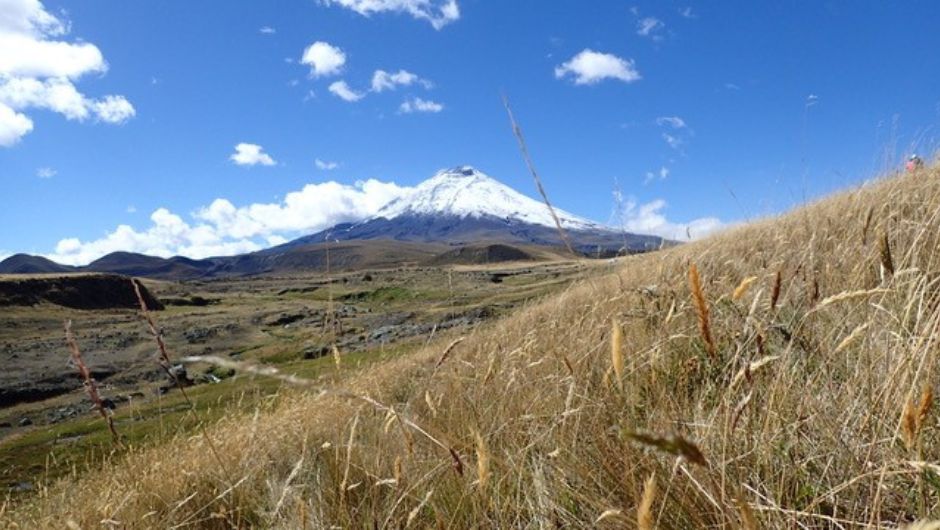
[0,274,163,310]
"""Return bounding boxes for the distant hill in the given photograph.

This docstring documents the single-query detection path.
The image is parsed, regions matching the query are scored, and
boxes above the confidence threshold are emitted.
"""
[86,252,217,278]
[0,254,76,274]
[0,165,666,279]
[427,243,540,265]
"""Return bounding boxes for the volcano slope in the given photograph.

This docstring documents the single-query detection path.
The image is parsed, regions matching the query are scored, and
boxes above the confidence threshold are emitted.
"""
[5,166,940,527]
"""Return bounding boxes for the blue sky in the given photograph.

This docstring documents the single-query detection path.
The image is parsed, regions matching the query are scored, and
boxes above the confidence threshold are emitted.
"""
[1,0,939,264]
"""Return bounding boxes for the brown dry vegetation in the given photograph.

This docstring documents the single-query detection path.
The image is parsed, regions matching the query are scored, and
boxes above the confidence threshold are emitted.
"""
[4,167,940,528]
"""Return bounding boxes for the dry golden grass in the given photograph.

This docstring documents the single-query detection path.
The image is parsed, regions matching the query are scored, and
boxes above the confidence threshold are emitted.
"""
[5,166,940,527]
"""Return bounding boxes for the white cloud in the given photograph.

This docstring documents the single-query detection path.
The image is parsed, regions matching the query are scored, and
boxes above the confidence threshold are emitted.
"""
[48,208,265,265]
[315,158,339,170]
[656,116,691,150]
[328,80,364,102]
[0,102,32,146]
[44,178,415,265]
[662,133,683,150]
[398,97,443,113]
[0,35,105,79]
[620,198,723,241]
[230,143,276,166]
[656,116,686,129]
[321,0,460,30]
[636,17,663,37]
[643,166,669,185]
[371,69,431,92]
[259,26,276,34]
[678,7,694,18]
[300,41,346,78]
[126,205,137,213]
[36,166,55,178]
[0,0,134,145]
[554,49,640,85]
[91,94,135,123]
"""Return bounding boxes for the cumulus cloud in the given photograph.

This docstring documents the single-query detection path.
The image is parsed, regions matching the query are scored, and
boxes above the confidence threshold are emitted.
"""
[554,49,640,85]
[44,178,415,265]
[328,80,365,102]
[320,0,460,30]
[0,0,135,145]
[620,198,723,241]
[315,158,339,170]
[230,143,276,166]
[91,94,135,123]
[370,69,431,92]
[398,97,443,113]
[0,102,32,146]
[36,166,55,178]
[301,41,346,77]
[48,208,265,265]
[636,17,664,37]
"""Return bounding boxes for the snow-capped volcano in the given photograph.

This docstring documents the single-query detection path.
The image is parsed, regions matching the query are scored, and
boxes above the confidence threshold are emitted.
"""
[372,166,600,230]
[1,165,668,279]
[286,165,664,255]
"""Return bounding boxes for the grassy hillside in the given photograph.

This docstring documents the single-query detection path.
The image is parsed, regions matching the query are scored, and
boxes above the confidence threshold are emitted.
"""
[4,167,940,528]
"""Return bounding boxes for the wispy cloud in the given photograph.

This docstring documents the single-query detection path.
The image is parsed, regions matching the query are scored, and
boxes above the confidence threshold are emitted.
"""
[319,0,460,30]
[371,69,432,92]
[259,26,276,34]
[399,97,443,113]
[636,17,664,38]
[656,116,687,129]
[315,158,339,170]
[554,49,640,85]
[678,7,695,18]
[230,143,276,166]
[662,133,683,150]
[656,115,692,151]
[36,166,56,179]
[328,80,365,102]
[643,166,669,184]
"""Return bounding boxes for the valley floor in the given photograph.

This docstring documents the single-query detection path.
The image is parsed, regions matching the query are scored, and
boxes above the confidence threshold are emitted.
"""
[0,259,594,495]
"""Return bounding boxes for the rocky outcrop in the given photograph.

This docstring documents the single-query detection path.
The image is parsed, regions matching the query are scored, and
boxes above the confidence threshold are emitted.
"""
[0,274,163,310]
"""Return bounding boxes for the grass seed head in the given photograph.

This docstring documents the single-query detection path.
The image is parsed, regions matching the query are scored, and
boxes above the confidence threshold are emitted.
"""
[638,472,656,530]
